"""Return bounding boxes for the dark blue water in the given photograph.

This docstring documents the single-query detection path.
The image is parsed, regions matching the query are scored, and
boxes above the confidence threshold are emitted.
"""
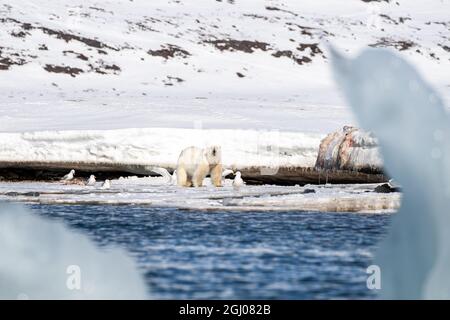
[27,205,390,299]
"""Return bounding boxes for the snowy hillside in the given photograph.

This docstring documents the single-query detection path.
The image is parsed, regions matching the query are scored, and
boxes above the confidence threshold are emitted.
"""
[0,0,448,178]
[1,0,449,132]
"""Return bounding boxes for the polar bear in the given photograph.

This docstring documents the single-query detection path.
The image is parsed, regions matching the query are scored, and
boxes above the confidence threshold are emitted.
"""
[176,146,222,187]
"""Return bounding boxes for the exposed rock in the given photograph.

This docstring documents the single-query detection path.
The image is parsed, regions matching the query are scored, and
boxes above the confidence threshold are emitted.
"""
[0,48,27,70]
[206,39,270,53]
[370,38,416,51]
[63,50,89,61]
[374,183,401,193]
[148,44,190,59]
[43,64,84,77]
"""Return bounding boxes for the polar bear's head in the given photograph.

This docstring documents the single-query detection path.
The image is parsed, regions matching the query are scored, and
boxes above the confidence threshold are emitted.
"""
[204,145,222,165]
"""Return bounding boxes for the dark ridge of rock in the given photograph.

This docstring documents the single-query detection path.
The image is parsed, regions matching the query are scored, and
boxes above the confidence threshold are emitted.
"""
[90,62,121,75]
[0,47,27,70]
[380,14,411,25]
[242,167,387,186]
[439,44,450,52]
[272,50,294,59]
[285,23,334,38]
[0,163,387,186]
[88,6,113,14]
[0,57,24,70]
[294,56,312,65]
[126,19,159,33]
[380,14,398,25]
[297,43,324,56]
[370,38,416,51]
[43,64,84,77]
[63,50,89,61]
[21,22,33,30]
[375,183,401,193]
[425,21,448,26]
[265,6,298,16]
[1,17,119,51]
[206,39,270,53]
[398,17,412,24]
[163,76,184,86]
[0,167,148,182]
[103,64,120,71]
[38,44,48,50]
[11,30,28,38]
[236,72,245,78]
[148,44,190,59]
[4,191,40,197]
[242,14,269,21]
[272,50,313,65]
[41,27,118,51]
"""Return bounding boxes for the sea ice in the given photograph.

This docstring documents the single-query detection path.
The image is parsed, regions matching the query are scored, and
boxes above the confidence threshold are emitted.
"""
[0,204,147,299]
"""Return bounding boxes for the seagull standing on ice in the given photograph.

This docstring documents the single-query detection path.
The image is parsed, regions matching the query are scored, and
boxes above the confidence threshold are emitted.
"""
[61,169,75,181]
[232,171,244,190]
[102,179,111,189]
[171,170,177,185]
[86,175,96,186]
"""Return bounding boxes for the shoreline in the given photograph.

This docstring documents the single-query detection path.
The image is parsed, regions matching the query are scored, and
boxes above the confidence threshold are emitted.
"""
[0,180,401,213]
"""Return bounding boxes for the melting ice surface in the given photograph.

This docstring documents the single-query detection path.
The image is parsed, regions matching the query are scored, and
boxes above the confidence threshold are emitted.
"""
[331,47,450,299]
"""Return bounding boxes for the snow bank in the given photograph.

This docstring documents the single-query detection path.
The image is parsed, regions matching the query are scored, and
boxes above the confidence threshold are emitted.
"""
[331,47,450,299]
[0,127,323,172]
[0,203,147,299]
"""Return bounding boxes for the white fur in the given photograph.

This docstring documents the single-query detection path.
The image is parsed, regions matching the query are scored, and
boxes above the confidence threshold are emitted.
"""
[176,146,222,187]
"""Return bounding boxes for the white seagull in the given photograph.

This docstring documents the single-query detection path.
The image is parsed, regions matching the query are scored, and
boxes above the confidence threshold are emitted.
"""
[171,170,177,185]
[101,179,111,189]
[86,175,96,186]
[61,169,75,181]
[232,171,244,190]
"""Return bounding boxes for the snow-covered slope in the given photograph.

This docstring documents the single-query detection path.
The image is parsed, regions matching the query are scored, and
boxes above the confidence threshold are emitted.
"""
[0,0,448,132]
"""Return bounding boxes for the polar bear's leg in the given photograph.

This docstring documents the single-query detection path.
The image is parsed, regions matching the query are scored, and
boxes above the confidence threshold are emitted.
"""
[210,164,223,187]
[177,167,189,187]
[192,165,208,187]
